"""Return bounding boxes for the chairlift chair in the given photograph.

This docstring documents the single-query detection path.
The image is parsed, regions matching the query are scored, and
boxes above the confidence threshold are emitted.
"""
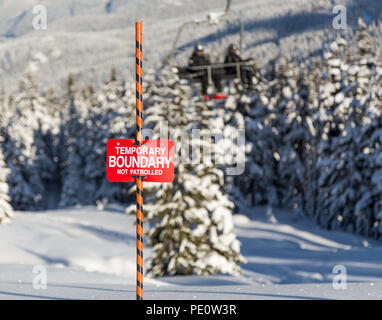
[165,0,255,91]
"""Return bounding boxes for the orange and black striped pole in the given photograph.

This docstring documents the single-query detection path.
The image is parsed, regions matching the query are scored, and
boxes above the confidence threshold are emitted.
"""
[135,21,144,301]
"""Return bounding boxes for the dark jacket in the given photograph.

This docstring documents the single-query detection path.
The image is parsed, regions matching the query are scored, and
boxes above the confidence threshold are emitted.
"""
[225,52,243,64]
[225,52,243,74]
[188,52,211,68]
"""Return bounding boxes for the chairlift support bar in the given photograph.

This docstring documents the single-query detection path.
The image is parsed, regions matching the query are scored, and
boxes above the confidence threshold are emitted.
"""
[184,61,253,71]
[177,61,254,85]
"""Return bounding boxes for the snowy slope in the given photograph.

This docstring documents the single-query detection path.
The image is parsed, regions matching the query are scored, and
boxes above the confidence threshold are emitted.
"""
[1,263,381,300]
[0,206,381,299]
[1,0,382,92]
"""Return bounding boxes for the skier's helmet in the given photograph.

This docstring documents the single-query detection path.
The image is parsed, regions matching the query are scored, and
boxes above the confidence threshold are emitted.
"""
[228,44,238,54]
[194,43,204,52]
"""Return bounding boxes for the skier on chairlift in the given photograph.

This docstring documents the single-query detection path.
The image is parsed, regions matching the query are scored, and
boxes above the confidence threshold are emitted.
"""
[188,44,226,101]
[224,44,254,89]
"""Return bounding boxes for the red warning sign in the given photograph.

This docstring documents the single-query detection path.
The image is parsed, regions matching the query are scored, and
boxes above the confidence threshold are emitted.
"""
[107,139,174,182]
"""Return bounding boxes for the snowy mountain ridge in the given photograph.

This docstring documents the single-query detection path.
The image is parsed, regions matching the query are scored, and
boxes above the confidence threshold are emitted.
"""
[1,0,382,92]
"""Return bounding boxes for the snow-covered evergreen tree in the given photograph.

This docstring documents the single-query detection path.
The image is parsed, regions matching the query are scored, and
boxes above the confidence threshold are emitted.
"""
[235,63,278,208]
[197,95,248,213]
[59,75,89,206]
[278,64,319,217]
[84,70,136,204]
[3,75,50,209]
[128,70,246,277]
[0,139,13,224]
[316,20,377,233]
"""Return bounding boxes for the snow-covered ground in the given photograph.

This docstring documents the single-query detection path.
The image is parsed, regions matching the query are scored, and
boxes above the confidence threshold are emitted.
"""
[0,206,381,299]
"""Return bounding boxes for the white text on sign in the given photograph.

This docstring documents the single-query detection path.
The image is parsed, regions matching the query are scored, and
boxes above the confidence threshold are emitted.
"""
[106,139,174,182]
[108,146,172,169]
